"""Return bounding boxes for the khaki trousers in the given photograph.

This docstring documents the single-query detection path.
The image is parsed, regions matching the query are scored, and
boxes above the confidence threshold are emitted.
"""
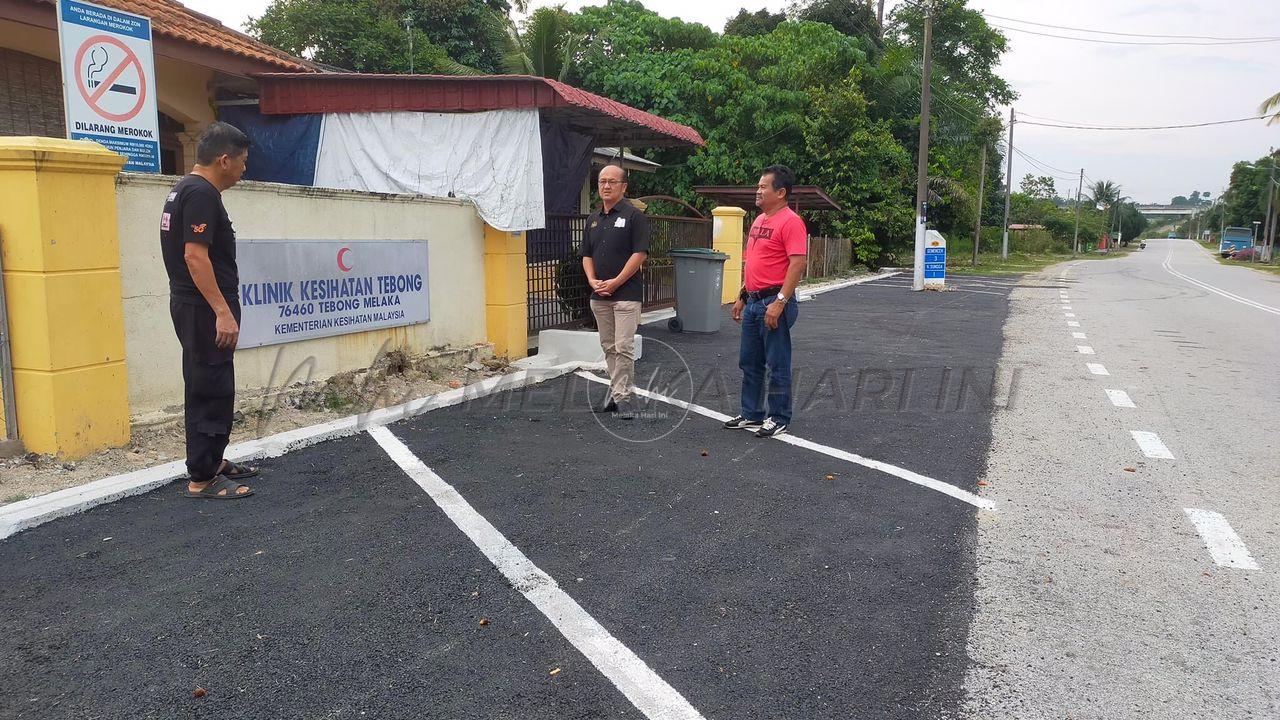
[590,299,641,402]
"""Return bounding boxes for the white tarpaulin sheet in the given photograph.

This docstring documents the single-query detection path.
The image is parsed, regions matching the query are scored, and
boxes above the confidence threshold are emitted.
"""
[314,109,545,231]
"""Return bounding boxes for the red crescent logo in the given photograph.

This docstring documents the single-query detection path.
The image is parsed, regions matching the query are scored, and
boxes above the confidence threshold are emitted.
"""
[337,247,352,272]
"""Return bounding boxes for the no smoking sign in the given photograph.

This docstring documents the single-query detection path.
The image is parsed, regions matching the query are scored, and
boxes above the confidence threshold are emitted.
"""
[57,0,160,173]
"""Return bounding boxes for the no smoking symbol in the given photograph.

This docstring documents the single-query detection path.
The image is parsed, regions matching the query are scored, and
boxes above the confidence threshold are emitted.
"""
[74,34,147,123]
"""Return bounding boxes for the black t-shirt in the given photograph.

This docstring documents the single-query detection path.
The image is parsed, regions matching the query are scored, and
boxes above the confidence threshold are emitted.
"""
[579,201,651,302]
[160,174,238,305]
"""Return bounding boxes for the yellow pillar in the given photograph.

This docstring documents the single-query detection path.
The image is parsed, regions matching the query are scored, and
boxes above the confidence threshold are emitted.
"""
[0,137,129,459]
[483,225,529,360]
[713,206,747,304]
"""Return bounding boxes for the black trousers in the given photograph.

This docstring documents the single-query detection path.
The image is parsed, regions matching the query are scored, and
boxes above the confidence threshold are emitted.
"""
[170,298,239,482]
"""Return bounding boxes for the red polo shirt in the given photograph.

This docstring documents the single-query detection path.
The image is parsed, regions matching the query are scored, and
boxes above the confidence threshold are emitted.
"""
[744,207,808,291]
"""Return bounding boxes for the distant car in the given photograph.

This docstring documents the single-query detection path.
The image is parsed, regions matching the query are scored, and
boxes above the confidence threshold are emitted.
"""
[1167,231,1177,239]
[1220,226,1254,257]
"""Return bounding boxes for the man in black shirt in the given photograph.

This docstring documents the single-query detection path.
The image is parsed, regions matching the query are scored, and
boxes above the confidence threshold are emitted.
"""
[580,164,650,420]
[160,122,257,499]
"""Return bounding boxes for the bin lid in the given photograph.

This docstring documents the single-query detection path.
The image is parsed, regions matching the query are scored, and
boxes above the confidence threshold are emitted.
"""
[669,247,729,260]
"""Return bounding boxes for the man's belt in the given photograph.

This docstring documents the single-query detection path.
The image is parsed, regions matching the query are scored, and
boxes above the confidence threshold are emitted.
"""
[743,286,783,301]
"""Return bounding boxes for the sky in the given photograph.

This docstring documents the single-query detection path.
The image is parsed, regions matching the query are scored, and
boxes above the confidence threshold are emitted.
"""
[186,0,1280,204]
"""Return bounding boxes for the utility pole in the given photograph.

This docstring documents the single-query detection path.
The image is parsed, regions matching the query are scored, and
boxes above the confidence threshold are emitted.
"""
[877,0,885,33]
[1000,107,1015,259]
[1262,152,1277,262]
[1072,168,1083,254]
[972,143,987,267]
[405,16,414,73]
[911,4,934,291]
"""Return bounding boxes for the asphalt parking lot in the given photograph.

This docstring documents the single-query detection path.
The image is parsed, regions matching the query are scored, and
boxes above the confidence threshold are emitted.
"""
[0,276,1014,719]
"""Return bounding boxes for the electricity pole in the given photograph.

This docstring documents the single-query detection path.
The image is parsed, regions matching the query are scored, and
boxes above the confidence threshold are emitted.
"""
[405,16,414,73]
[972,143,987,268]
[911,4,934,291]
[1262,151,1276,262]
[1072,168,1083,255]
[1001,107,1015,259]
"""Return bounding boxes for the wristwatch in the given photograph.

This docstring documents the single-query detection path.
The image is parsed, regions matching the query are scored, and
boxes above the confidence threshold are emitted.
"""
[775,293,789,305]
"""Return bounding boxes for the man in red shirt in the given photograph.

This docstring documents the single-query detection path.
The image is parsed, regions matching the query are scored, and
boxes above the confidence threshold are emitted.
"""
[723,165,808,438]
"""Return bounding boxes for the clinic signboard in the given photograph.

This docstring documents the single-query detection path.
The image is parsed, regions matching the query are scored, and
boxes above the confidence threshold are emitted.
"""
[236,240,430,349]
[57,0,161,173]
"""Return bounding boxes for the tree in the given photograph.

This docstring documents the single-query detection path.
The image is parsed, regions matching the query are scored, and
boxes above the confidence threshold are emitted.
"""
[1020,174,1057,200]
[1087,180,1122,210]
[249,0,515,74]
[789,0,880,43]
[724,8,785,37]
[1171,195,1190,207]
[504,6,579,81]
[1262,90,1280,125]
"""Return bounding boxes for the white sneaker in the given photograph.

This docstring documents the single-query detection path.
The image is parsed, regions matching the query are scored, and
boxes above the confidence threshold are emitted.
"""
[755,418,788,438]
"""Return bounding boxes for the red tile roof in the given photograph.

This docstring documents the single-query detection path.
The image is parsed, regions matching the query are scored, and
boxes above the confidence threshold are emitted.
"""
[256,73,705,148]
[36,0,314,72]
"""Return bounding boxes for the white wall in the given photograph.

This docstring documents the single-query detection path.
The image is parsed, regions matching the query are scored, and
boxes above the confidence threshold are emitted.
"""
[117,174,488,418]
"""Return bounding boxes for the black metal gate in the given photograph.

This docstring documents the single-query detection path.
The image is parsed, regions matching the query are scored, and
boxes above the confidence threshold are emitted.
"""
[526,213,713,334]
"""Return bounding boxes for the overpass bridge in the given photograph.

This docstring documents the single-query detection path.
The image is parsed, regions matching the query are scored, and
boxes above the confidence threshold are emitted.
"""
[1138,204,1198,217]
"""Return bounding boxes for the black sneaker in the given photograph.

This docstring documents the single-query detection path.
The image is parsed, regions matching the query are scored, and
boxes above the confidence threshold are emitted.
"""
[755,418,788,438]
[723,415,764,431]
[615,400,635,420]
[592,398,618,414]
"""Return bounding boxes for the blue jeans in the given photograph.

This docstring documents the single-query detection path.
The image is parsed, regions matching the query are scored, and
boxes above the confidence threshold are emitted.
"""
[739,295,799,425]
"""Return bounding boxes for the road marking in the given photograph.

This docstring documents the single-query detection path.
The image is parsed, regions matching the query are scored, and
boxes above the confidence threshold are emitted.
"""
[1104,389,1135,408]
[1065,313,1076,317]
[1131,430,1174,459]
[575,371,995,510]
[1067,321,1081,327]
[1077,345,1095,354]
[1086,363,1109,376]
[1061,305,1072,310]
[1072,332,1087,339]
[1184,509,1259,570]
[1163,246,1280,316]
[369,426,707,720]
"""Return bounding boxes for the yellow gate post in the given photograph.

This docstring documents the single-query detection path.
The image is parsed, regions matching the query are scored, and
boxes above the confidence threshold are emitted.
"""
[0,138,129,459]
[712,206,746,304]
[483,225,529,360]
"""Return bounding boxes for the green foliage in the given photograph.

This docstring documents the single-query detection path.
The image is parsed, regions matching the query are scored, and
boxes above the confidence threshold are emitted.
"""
[505,6,580,80]
[723,7,785,37]
[249,0,513,74]
[789,0,880,42]
[1019,174,1057,200]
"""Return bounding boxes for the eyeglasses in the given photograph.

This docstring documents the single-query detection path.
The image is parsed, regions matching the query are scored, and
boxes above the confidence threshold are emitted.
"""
[598,179,625,186]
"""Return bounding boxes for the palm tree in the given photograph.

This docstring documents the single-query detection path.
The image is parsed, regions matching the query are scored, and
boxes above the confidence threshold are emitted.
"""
[1086,179,1122,210]
[1261,90,1280,125]
[502,6,581,82]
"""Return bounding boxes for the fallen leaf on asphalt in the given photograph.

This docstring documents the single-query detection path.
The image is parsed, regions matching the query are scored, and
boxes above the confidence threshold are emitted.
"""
[1123,467,1136,473]
[478,618,489,626]
[825,474,835,481]
[700,449,709,457]
[549,667,562,676]
[976,480,988,486]
[1202,572,1212,577]
[448,380,462,389]
[193,687,207,698]
[470,591,480,599]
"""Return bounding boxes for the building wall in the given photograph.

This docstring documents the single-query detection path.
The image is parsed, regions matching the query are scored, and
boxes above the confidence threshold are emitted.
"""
[0,47,65,137]
[116,174,489,418]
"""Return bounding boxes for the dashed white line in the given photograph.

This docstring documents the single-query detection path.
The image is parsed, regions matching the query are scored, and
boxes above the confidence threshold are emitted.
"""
[1184,509,1259,570]
[1086,363,1109,376]
[1131,430,1175,459]
[1072,332,1087,339]
[1065,313,1076,318]
[1105,389,1135,408]
[575,371,996,510]
[1061,305,1073,310]
[369,426,707,720]
[1067,321,1081,327]
[1077,345,1095,355]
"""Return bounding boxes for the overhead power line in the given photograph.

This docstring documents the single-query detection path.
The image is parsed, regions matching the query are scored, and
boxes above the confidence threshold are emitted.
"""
[1018,114,1272,131]
[989,23,1280,46]
[981,12,1280,42]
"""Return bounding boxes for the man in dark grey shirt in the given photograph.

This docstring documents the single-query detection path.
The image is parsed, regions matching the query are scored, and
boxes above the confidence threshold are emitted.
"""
[580,164,650,419]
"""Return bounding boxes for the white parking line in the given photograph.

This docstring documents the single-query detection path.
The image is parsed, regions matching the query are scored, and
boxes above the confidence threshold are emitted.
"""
[1086,363,1109,376]
[575,371,996,510]
[1061,305,1072,310]
[1184,509,1259,570]
[1065,313,1076,318]
[369,426,707,720]
[1072,332,1087,339]
[1131,430,1175,459]
[1067,321,1081,327]
[1104,389,1135,408]
[1077,345,1095,354]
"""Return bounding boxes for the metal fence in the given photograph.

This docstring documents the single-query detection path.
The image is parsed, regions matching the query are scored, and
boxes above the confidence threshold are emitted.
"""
[526,213,712,334]
[805,236,853,279]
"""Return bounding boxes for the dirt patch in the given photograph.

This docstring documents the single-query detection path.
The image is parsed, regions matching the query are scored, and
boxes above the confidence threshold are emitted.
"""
[0,346,511,503]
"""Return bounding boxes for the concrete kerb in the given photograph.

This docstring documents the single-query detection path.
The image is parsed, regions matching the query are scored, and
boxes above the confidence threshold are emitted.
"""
[638,271,901,327]
[0,362,589,540]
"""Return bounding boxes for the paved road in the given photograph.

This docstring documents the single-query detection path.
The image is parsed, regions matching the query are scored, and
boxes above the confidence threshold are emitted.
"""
[965,239,1280,719]
[0,276,1013,719]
